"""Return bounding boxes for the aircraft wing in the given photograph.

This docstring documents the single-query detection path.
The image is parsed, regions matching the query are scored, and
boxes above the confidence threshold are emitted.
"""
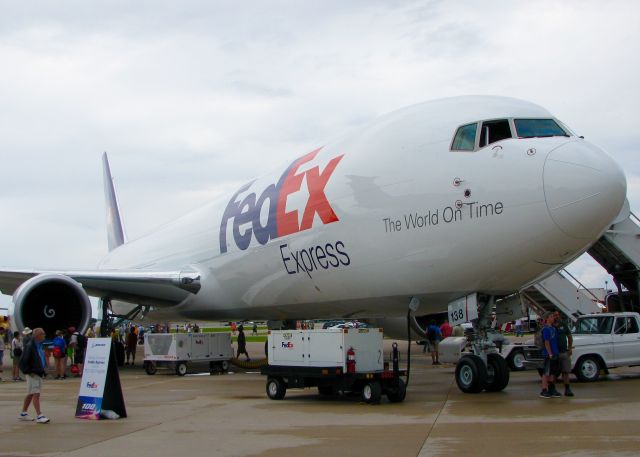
[0,268,200,306]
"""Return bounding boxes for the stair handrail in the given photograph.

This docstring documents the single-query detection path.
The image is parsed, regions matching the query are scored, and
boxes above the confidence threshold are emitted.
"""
[631,211,639,225]
[560,268,601,303]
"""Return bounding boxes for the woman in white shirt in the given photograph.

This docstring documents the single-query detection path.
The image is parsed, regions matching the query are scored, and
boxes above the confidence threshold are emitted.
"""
[11,331,24,381]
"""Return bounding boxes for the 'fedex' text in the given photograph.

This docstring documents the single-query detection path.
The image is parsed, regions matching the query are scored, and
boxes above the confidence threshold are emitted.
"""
[219,148,344,253]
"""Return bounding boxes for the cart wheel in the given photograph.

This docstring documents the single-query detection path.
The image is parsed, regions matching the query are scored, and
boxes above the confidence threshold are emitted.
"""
[266,377,286,400]
[220,360,229,372]
[144,362,157,375]
[386,378,407,403]
[176,362,188,376]
[362,381,382,404]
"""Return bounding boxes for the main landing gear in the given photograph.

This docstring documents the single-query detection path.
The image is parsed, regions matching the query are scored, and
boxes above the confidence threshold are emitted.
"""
[453,294,510,393]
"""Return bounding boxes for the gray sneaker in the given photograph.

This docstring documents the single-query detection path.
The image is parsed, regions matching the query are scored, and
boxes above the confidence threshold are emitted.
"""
[19,413,34,421]
[539,389,551,398]
[36,415,50,424]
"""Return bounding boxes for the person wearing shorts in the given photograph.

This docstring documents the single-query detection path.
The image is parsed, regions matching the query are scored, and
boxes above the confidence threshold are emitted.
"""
[19,328,50,423]
[554,312,574,396]
[540,312,561,398]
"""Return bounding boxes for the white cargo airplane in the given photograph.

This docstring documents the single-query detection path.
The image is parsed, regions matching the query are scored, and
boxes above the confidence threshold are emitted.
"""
[0,96,627,392]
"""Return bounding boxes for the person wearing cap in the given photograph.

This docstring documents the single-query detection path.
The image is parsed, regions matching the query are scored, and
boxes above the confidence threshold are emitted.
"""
[22,327,33,347]
[539,312,561,398]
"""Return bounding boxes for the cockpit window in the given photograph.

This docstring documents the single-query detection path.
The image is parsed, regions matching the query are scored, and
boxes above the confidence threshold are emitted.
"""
[514,119,569,138]
[451,123,477,151]
[479,119,512,147]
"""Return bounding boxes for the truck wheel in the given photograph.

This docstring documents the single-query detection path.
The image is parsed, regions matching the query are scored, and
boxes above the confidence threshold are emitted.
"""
[362,381,382,403]
[144,362,157,375]
[455,355,487,394]
[386,378,407,403]
[576,356,600,382]
[266,377,286,400]
[318,385,333,396]
[176,362,188,376]
[485,353,510,392]
[209,362,220,375]
[507,349,526,371]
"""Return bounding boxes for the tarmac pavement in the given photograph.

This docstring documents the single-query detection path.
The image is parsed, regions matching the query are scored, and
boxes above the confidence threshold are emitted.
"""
[1,340,640,457]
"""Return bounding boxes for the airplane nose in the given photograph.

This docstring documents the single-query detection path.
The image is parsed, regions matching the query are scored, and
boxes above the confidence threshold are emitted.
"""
[544,140,626,239]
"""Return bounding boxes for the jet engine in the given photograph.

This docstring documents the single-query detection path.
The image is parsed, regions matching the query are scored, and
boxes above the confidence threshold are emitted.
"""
[11,274,92,339]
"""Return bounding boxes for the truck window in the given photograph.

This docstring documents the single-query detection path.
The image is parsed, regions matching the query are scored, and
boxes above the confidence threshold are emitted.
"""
[575,316,614,334]
[479,119,512,148]
[451,123,477,151]
[626,317,639,334]
[514,119,568,138]
[614,317,627,334]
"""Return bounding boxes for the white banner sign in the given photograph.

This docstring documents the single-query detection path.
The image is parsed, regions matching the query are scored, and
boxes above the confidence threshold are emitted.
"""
[76,338,111,419]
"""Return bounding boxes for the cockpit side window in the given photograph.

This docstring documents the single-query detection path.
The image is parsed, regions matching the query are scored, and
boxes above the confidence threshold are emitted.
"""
[514,119,569,138]
[451,123,477,151]
[479,119,512,148]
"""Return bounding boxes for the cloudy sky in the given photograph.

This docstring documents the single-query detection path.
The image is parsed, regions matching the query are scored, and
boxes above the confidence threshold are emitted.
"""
[1,1,639,312]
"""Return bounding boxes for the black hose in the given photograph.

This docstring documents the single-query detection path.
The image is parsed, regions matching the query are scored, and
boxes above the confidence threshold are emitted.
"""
[406,310,412,387]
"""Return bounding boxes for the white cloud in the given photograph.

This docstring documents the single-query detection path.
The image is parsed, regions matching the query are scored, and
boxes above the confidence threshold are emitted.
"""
[1,0,639,310]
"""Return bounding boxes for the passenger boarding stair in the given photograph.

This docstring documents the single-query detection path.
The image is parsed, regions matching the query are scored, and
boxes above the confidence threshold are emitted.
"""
[522,270,601,321]
[587,209,640,312]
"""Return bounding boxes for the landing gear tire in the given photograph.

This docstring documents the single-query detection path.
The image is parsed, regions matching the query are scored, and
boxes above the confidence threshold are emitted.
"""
[455,355,488,394]
[576,356,600,382]
[507,349,526,371]
[362,381,382,403]
[266,377,286,400]
[386,378,407,403]
[144,362,157,375]
[176,362,188,376]
[484,353,510,392]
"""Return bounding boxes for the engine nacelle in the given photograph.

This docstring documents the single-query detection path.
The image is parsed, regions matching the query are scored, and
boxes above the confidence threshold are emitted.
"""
[11,274,92,339]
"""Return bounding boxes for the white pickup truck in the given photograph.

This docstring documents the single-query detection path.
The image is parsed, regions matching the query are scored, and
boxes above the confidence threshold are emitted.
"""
[522,312,640,382]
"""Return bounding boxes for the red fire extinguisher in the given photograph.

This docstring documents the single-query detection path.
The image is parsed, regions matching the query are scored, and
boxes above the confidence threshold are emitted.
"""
[346,347,356,373]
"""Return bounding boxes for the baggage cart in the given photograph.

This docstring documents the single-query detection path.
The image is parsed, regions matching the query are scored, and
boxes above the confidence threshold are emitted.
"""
[143,333,233,376]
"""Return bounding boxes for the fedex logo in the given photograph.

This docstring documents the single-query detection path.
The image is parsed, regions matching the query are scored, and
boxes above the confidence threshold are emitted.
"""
[86,381,98,389]
[220,147,344,253]
[281,341,294,349]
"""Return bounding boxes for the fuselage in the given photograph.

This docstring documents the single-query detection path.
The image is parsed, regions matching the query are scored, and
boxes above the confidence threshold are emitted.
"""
[99,96,627,320]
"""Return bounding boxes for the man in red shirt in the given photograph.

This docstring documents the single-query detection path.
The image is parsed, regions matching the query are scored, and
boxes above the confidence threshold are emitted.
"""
[440,319,453,340]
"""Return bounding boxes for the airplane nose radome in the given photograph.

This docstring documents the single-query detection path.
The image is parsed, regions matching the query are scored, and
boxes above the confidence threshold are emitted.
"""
[544,140,626,239]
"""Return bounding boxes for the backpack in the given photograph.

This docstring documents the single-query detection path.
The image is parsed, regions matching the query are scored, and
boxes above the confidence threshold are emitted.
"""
[76,332,87,350]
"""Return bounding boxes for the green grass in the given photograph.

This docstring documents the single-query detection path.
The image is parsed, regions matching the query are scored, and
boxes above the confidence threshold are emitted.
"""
[232,336,267,343]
